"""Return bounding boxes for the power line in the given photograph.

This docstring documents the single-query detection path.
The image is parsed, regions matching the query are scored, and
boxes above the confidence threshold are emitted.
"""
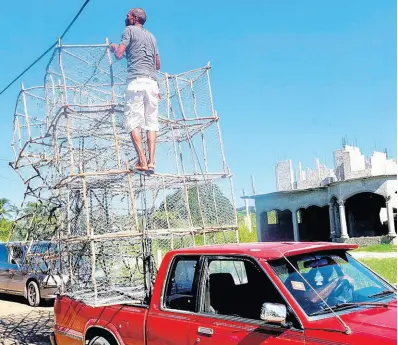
[0,0,92,96]
[0,175,17,182]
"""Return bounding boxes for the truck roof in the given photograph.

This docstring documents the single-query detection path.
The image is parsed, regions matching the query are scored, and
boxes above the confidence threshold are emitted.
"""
[169,242,358,260]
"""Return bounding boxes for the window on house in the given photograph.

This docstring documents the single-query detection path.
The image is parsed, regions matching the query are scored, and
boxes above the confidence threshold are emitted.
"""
[267,210,278,225]
[164,256,199,312]
[297,210,302,224]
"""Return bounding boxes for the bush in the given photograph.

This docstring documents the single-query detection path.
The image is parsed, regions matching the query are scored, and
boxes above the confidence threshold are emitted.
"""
[0,219,12,242]
[237,213,257,243]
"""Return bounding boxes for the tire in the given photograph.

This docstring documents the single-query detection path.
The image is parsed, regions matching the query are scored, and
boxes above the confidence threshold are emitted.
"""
[88,336,112,345]
[27,281,41,307]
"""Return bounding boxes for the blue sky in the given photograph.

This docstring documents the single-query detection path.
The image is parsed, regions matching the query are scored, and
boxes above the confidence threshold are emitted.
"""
[0,0,396,208]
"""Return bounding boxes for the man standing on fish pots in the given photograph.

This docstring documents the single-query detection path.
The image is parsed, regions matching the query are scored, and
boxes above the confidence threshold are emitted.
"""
[110,8,160,174]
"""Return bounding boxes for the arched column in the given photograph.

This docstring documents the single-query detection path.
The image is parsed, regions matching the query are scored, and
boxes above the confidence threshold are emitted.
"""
[338,200,349,239]
[291,209,299,242]
[256,211,267,241]
[386,196,396,237]
[328,202,336,239]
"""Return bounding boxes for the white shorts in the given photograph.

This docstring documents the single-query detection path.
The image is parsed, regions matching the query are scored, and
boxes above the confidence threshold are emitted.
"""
[123,77,159,132]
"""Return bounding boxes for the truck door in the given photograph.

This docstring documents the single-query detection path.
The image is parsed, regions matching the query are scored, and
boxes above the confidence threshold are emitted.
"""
[146,255,201,345]
[188,256,305,345]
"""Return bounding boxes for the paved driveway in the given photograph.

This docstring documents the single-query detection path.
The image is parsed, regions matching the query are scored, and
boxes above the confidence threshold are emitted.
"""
[0,294,54,345]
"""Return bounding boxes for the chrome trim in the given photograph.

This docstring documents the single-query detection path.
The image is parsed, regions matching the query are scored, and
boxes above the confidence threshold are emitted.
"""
[197,326,213,336]
[54,328,83,341]
[0,288,24,296]
[193,311,305,334]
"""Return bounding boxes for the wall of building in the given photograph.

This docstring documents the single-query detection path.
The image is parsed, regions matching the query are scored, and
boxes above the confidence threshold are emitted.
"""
[275,145,397,192]
[275,160,294,191]
[251,176,397,243]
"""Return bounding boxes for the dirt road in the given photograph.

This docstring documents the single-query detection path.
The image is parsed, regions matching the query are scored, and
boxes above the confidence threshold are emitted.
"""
[0,294,54,345]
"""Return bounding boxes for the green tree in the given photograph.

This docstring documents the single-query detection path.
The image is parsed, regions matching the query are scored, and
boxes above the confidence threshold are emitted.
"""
[11,201,60,241]
[0,198,18,242]
[0,219,12,242]
[157,183,235,228]
[0,198,16,220]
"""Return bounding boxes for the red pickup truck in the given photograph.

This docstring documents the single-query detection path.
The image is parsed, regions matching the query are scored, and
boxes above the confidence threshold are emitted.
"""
[51,242,397,345]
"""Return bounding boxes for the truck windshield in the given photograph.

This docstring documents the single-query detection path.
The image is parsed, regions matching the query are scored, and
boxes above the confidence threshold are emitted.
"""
[268,251,396,316]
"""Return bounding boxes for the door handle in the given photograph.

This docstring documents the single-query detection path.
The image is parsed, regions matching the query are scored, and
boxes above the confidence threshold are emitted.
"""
[197,327,213,336]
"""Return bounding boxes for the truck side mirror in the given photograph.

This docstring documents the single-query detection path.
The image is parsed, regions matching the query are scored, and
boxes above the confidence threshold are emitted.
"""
[260,303,287,324]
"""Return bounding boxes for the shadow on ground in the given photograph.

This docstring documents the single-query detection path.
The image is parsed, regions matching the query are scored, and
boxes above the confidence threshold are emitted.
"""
[0,294,54,345]
[0,294,54,307]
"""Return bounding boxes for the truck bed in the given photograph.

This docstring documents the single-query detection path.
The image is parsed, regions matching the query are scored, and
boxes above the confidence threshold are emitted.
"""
[54,295,148,345]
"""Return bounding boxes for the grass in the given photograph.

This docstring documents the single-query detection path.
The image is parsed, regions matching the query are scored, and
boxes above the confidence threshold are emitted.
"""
[355,244,397,252]
[359,258,397,283]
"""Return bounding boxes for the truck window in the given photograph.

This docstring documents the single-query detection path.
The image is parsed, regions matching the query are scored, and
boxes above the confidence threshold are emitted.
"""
[164,256,199,312]
[209,260,248,285]
[200,257,285,321]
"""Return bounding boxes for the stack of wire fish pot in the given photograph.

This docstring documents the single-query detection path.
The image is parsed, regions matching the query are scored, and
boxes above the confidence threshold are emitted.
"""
[8,40,239,307]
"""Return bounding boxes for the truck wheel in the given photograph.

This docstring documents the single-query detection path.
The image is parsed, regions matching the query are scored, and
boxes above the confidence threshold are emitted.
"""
[27,281,41,307]
[88,336,113,345]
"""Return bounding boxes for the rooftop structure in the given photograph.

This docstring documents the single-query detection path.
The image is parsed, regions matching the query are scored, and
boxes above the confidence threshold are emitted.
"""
[276,145,397,192]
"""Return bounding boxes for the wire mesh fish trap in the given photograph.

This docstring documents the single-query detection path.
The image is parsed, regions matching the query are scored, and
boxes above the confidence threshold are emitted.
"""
[9,41,239,306]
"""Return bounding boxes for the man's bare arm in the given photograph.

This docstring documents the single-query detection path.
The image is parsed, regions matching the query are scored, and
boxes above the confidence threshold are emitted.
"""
[110,43,127,60]
[155,55,161,70]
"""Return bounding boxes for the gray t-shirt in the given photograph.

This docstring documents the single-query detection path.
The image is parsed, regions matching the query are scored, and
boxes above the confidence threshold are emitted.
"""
[120,26,159,82]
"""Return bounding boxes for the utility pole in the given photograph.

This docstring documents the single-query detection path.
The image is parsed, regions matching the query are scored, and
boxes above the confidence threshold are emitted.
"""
[242,189,252,232]
[251,174,256,213]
